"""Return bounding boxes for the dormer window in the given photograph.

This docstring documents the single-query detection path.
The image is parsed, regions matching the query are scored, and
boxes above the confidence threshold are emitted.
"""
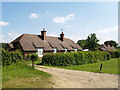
[53,48,57,53]
[64,48,67,53]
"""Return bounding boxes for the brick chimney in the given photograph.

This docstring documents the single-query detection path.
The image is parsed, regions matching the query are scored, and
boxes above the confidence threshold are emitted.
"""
[41,28,46,41]
[60,32,64,42]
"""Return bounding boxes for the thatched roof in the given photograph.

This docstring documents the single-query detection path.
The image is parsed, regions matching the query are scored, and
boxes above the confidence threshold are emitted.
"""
[100,44,116,51]
[10,34,82,51]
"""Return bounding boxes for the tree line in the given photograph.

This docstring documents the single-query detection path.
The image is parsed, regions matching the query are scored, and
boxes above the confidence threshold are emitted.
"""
[77,33,119,51]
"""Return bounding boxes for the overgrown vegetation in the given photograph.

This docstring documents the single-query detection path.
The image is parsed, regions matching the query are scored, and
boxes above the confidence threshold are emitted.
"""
[42,51,110,67]
[2,62,52,88]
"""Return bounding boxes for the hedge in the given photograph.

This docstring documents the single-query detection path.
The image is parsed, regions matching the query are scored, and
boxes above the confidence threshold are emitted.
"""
[2,49,23,67]
[41,51,110,67]
[109,49,120,58]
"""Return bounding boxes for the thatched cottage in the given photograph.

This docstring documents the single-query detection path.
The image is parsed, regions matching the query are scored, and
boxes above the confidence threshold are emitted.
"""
[8,29,82,58]
[99,44,116,51]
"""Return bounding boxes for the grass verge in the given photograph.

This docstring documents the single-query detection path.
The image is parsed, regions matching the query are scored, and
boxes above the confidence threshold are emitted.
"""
[2,61,52,88]
[45,58,119,74]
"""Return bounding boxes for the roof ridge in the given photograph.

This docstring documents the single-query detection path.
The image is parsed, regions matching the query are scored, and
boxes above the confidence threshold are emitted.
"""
[11,34,24,43]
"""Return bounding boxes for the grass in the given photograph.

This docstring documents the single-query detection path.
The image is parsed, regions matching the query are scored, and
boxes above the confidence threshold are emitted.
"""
[2,61,52,88]
[26,59,42,65]
[45,58,119,74]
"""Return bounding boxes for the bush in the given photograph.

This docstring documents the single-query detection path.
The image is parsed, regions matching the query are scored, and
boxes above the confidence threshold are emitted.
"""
[109,49,120,58]
[42,51,110,67]
[10,50,23,62]
[30,53,38,61]
[2,49,11,67]
[2,49,23,67]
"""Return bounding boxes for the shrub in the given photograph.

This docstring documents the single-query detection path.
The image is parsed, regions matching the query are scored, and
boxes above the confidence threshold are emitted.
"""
[2,49,23,67]
[30,53,38,61]
[2,49,11,67]
[109,49,120,58]
[42,51,110,67]
[10,50,23,62]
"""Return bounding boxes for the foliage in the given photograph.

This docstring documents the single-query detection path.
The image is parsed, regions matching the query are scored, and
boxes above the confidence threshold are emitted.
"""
[2,50,23,67]
[104,40,118,48]
[0,43,8,50]
[26,53,31,60]
[109,49,120,58]
[86,33,99,51]
[42,51,110,67]
[47,58,119,74]
[77,39,86,49]
[30,53,38,61]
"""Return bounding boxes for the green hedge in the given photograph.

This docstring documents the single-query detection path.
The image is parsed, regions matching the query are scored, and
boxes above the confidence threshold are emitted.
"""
[2,49,23,67]
[109,49,120,58]
[42,51,110,67]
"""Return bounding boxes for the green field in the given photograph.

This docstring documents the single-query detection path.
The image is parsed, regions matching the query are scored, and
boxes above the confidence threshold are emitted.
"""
[2,61,52,88]
[46,58,119,74]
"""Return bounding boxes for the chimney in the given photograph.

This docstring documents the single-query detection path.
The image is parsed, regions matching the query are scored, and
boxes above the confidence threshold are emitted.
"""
[41,28,46,41]
[60,32,64,42]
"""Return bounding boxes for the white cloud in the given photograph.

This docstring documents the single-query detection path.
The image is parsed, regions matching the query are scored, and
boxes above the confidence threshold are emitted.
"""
[66,25,74,29]
[97,26,118,33]
[66,14,75,20]
[0,21,9,26]
[0,35,5,42]
[8,32,21,41]
[29,13,39,19]
[95,26,118,44]
[53,13,75,23]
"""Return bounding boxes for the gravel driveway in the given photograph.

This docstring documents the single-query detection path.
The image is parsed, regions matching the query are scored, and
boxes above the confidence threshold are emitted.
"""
[36,65,118,88]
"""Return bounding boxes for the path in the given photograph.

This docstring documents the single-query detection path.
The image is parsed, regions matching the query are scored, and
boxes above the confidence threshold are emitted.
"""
[36,65,118,88]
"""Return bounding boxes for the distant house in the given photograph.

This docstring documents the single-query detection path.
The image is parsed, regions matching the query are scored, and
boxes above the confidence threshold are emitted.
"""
[8,29,82,58]
[99,44,116,51]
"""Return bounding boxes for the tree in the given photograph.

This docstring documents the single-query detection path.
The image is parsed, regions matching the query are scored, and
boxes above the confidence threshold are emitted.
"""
[30,53,38,68]
[0,43,8,50]
[86,33,99,51]
[77,39,86,49]
[104,40,118,48]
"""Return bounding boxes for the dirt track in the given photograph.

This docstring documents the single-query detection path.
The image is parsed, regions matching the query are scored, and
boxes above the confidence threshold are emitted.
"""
[36,65,118,88]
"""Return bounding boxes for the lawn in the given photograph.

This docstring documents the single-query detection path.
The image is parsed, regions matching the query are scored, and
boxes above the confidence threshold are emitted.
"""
[2,61,52,88]
[45,58,119,74]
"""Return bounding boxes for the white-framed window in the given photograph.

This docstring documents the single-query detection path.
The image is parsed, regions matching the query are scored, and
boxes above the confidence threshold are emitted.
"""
[74,48,77,52]
[36,48,44,57]
[53,48,57,53]
[64,48,67,53]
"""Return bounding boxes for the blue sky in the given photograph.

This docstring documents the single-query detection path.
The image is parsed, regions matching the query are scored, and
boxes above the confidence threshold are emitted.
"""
[1,2,118,44]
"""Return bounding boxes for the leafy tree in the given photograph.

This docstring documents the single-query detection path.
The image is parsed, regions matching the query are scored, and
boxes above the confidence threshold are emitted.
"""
[86,33,99,51]
[104,40,118,48]
[0,43,8,50]
[30,53,38,68]
[77,39,86,49]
